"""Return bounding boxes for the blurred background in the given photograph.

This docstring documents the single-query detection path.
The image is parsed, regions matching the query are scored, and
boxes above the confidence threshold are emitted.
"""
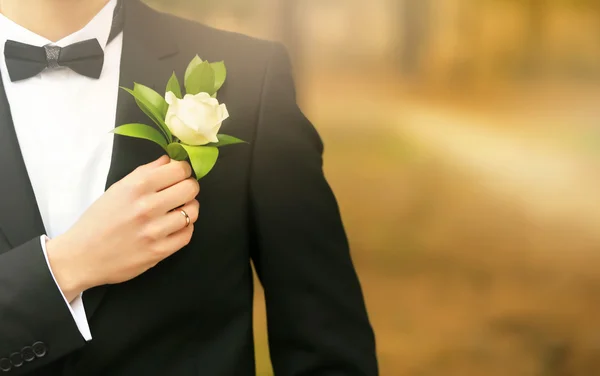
[147,0,600,375]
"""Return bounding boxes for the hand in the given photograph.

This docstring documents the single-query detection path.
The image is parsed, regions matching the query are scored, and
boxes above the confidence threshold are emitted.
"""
[46,155,200,302]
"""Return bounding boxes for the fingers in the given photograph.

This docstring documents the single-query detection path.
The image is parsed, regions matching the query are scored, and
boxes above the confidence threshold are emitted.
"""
[152,177,200,213]
[154,224,195,259]
[145,160,193,192]
[125,157,189,195]
[148,199,199,239]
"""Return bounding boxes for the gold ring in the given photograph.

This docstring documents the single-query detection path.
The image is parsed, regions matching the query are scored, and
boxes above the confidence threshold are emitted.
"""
[180,209,191,227]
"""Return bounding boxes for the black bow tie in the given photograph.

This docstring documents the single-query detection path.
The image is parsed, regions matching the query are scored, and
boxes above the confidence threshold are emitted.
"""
[3,0,124,82]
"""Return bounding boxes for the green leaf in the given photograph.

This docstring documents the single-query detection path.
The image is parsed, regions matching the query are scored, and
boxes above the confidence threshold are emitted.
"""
[180,145,219,180]
[133,83,168,119]
[166,72,182,99]
[185,61,216,96]
[208,134,247,148]
[210,61,227,92]
[112,123,168,151]
[167,143,220,179]
[122,87,172,142]
[167,143,189,161]
[184,55,203,85]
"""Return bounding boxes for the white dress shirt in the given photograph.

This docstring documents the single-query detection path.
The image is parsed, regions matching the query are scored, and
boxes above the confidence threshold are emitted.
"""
[0,0,123,342]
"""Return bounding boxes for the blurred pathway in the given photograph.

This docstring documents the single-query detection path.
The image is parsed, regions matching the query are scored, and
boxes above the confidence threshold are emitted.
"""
[301,69,600,237]
[396,100,600,238]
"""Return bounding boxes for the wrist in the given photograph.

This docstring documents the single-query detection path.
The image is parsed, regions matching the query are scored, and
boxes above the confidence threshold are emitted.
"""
[45,236,90,301]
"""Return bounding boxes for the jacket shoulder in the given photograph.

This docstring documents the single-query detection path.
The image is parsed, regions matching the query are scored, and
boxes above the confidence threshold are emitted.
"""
[150,4,278,65]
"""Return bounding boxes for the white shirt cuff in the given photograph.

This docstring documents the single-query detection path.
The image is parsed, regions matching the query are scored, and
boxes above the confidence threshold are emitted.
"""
[40,235,92,341]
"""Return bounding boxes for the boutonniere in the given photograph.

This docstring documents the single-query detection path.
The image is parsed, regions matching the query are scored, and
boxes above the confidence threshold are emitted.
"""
[113,56,245,179]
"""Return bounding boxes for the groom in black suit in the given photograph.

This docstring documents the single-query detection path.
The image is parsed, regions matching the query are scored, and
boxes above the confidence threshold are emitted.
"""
[0,0,377,375]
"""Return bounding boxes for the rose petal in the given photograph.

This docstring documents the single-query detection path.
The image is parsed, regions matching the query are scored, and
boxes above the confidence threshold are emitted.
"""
[165,91,178,105]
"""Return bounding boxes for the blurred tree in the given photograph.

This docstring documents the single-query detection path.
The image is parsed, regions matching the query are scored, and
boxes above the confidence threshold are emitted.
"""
[277,0,302,62]
[521,0,546,76]
[508,0,600,77]
[396,0,432,80]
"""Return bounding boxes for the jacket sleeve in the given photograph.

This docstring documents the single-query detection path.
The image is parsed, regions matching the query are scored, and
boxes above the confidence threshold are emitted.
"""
[0,237,86,374]
[249,43,378,375]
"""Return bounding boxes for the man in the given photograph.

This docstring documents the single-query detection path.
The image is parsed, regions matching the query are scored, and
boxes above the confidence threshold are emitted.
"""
[0,0,377,375]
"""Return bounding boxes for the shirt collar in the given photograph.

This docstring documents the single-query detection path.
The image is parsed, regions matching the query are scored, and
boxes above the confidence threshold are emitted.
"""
[0,0,118,50]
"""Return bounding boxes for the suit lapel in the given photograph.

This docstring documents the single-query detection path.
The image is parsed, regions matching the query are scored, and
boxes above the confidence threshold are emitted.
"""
[0,72,46,251]
[105,2,180,188]
[84,0,180,319]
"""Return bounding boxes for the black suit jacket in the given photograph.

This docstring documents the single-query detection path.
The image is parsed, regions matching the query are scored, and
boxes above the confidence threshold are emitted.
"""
[0,1,377,375]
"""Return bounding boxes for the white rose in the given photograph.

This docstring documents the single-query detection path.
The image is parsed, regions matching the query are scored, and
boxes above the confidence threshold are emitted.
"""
[164,91,229,146]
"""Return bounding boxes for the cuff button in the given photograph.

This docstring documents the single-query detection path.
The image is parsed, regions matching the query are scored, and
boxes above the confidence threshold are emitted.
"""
[0,358,11,372]
[32,342,47,358]
[21,346,35,362]
[9,353,23,368]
